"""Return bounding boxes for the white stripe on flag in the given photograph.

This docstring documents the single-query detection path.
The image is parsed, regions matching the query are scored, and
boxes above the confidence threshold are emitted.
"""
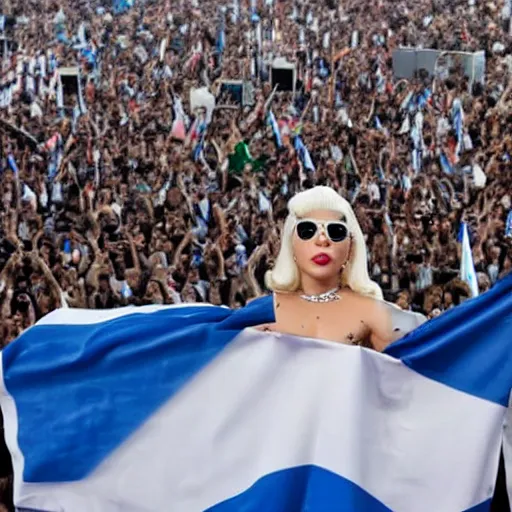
[35,303,219,327]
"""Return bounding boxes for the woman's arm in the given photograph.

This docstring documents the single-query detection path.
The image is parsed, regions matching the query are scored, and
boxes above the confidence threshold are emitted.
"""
[368,299,426,351]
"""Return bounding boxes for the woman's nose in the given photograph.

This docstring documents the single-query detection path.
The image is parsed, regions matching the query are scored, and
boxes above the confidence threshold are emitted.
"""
[315,228,330,246]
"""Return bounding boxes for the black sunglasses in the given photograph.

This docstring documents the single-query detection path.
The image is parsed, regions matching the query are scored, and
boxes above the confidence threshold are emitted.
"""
[296,219,349,243]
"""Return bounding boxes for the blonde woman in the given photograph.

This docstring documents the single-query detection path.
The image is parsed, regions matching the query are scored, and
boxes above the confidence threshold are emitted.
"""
[257,186,425,350]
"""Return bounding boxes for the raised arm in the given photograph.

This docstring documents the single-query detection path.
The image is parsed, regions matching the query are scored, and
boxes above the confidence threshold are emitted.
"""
[212,204,229,238]
[173,232,193,268]
[213,243,226,280]
[244,244,268,299]
[30,251,65,308]
[125,233,142,275]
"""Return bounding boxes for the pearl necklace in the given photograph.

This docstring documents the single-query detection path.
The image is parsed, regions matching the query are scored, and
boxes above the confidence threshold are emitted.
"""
[300,287,341,303]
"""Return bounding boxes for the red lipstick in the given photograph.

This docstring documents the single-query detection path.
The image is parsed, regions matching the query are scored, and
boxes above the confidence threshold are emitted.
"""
[312,253,332,266]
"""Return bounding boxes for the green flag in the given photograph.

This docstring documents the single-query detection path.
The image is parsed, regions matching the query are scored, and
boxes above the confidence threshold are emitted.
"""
[228,142,253,174]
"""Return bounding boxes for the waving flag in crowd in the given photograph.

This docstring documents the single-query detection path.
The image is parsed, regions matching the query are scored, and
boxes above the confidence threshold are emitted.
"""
[267,110,283,148]
[6,154,18,174]
[1,275,512,512]
[460,222,479,297]
[452,97,464,159]
[170,94,189,141]
[294,136,315,172]
[506,209,512,238]
[439,152,454,175]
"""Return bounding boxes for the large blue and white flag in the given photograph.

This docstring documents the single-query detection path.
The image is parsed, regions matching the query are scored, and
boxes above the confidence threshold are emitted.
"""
[1,275,512,511]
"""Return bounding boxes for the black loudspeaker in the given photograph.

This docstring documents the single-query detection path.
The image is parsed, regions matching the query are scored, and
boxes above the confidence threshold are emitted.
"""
[59,68,80,104]
[271,67,294,92]
[61,74,79,98]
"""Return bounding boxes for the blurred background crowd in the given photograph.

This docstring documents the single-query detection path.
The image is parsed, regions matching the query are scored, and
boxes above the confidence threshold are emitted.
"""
[0,0,511,346]
[0,0,512,508]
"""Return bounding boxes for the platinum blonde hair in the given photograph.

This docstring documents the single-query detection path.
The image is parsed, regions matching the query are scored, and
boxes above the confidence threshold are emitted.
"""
[265,186,383,300]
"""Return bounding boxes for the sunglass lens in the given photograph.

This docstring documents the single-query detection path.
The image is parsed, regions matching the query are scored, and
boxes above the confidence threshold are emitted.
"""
[297,221,317,240]
[327,223,348,242]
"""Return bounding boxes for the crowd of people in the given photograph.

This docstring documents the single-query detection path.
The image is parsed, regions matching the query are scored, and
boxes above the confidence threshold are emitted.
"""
[0,0,512,508]
[0,0,511,350]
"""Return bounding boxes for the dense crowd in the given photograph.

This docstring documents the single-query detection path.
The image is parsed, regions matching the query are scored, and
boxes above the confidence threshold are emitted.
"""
[0,0,512,509]
[0,0,511,351]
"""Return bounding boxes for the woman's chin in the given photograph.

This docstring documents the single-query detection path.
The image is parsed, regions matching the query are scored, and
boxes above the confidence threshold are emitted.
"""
[302,268,340,284]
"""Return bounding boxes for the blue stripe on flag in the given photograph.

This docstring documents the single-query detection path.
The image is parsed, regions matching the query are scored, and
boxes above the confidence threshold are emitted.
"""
[207,465,392,511]
[464,501,493,512]
[208,465,492,512]
[2,297,275,482]
[385,272,512,406]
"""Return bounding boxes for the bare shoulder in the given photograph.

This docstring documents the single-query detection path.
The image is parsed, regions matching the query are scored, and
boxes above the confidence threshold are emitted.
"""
[344,291,427,344]
[339,289,384,313]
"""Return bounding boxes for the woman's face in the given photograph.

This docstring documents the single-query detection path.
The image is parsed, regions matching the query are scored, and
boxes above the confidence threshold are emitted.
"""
[292,209,352,288]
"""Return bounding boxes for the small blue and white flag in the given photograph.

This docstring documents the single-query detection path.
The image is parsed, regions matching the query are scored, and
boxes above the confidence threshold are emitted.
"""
[120,280,133,299]
[294,136,315,172]
[452,97,464,157]
[216,16,226,55]
[460,222,479,297]
[258,190,272,212]
[374,116,388,136]
[232,0,239,23]
[439,152,454,175]
[267,110,282,148]
[506,209,512,238]
[77,68,88,115]
[2,276,512,511]
[400,90,414,111]
[7,154,18,174]
[375,65,385,94]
